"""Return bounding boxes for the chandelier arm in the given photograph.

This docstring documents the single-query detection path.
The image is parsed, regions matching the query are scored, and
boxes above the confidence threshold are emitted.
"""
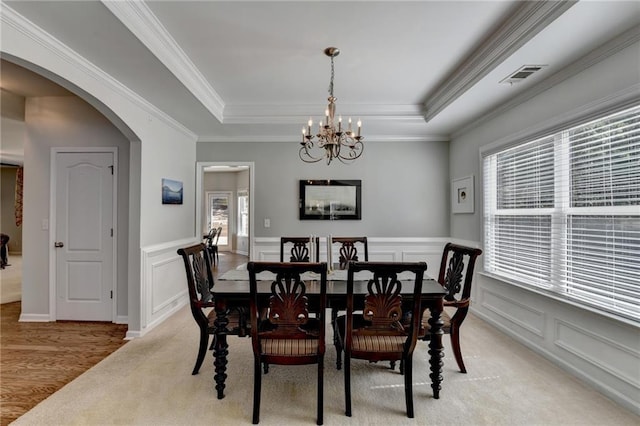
[299,145,325,163]
[336,143,364,164]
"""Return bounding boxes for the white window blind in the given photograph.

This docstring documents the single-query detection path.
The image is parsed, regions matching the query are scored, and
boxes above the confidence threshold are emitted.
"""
[483,105,640,321]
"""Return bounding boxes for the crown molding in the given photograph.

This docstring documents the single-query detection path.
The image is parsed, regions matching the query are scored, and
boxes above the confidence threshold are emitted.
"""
[197,134,448,144]
[223,103,425,124]
[453,25,640,139]
[102,0,225,122]
[423,0,577,123]
[0,4,196,140]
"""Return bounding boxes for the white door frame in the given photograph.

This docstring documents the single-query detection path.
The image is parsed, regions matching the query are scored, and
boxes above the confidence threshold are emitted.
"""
[49,147,118,321]
[196,162,254,260]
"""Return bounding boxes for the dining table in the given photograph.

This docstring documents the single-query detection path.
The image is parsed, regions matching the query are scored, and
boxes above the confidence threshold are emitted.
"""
[212,268,446,401]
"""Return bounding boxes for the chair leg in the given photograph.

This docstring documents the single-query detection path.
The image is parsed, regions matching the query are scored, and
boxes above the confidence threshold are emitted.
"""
[404,356,414,418]
[332,309,342,370]
[317,357,324,425]
[344,355,352,417]
[192,327,209,375]
[253,357,262,424]
[450,325,467,373]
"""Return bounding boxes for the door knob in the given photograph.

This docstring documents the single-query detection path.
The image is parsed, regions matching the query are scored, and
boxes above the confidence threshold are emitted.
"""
[54,242,64,248]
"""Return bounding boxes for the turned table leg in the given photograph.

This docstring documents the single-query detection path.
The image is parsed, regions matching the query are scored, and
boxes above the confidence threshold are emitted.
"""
[213,300,230,399]
[428,298,444,399]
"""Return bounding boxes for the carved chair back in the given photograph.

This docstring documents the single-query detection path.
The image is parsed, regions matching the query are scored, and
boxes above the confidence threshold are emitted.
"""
[280,237,320,262]
[178,243,215,312]
[345,262,426,358]
[437,243,483,303]
[331,237,368,269]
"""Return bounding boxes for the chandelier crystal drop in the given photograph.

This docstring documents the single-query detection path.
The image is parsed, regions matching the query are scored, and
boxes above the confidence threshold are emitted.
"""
[299,47,364,165]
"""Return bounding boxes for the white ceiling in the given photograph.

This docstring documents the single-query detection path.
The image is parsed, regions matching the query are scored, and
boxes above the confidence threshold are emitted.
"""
[1,1,639,143]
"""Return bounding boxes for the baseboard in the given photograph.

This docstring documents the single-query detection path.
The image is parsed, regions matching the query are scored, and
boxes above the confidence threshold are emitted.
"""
[19,313,52,322]
[124,330,142,340]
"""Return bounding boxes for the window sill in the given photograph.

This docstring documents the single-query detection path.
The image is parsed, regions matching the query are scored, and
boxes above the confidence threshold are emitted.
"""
[478,271,640,329]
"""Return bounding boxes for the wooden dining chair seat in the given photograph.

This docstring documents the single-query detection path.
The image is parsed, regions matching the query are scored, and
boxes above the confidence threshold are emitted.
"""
[248,261,327,425]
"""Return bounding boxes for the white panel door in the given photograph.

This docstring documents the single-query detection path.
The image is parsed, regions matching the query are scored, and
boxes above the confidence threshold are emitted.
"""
[55,152,114,321]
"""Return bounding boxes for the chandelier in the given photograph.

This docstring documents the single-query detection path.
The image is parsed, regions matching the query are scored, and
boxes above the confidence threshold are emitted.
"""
[299,47,364,165]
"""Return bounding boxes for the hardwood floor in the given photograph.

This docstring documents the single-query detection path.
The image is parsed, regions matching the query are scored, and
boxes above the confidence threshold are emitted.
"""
[0,251,247,426]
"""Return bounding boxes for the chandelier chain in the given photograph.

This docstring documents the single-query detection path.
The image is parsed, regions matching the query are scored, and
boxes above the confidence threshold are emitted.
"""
[329,56,335,98]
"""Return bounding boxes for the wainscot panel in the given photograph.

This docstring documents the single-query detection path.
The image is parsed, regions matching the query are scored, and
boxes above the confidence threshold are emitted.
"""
[473,273,640,415]
[479,288,545,338]
[140,238,197,336]
[554,319,640,389]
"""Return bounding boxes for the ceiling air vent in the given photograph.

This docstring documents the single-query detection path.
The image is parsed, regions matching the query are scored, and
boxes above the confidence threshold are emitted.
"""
[500,65,547,85]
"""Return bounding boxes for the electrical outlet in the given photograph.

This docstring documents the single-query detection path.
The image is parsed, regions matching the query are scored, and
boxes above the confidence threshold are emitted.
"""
[264,218,270,228]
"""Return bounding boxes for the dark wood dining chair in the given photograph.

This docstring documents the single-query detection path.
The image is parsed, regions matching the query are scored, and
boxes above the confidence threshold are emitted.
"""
[248,261,327,425]
[177,243,249,375]
[419,243,482,373]
[331,236,368,269]
[329,237,369,353]
[334,261,427,419]
[280,237,320,262]
[209,226,222,266]
[399,243,482,374]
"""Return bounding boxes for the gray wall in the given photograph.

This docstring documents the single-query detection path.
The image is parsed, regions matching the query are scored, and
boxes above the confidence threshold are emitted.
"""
[197,140,449,238]
[449,37,640,413]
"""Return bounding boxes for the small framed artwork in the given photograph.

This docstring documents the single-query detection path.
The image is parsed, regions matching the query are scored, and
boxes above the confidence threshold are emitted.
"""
[451,175,474,214]
[162,178,183,205]
[299,179,361,220]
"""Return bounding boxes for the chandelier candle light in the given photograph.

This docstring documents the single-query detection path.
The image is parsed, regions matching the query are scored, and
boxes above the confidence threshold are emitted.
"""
[299,47,364,164]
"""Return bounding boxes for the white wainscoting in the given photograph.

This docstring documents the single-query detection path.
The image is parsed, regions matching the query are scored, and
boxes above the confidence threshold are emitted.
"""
[473,273,640,415]
[138,238,197,337]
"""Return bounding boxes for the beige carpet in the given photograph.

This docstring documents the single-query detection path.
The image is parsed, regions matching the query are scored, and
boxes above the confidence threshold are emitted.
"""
[12,307,639,426]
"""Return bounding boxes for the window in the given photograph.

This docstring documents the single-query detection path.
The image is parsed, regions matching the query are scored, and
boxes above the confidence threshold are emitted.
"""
[237,190,249,237]
[483,105,640,321]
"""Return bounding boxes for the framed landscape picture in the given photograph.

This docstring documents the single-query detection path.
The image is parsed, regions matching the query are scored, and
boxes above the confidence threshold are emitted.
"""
[299,179,361,220]
[162,178,183,205]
